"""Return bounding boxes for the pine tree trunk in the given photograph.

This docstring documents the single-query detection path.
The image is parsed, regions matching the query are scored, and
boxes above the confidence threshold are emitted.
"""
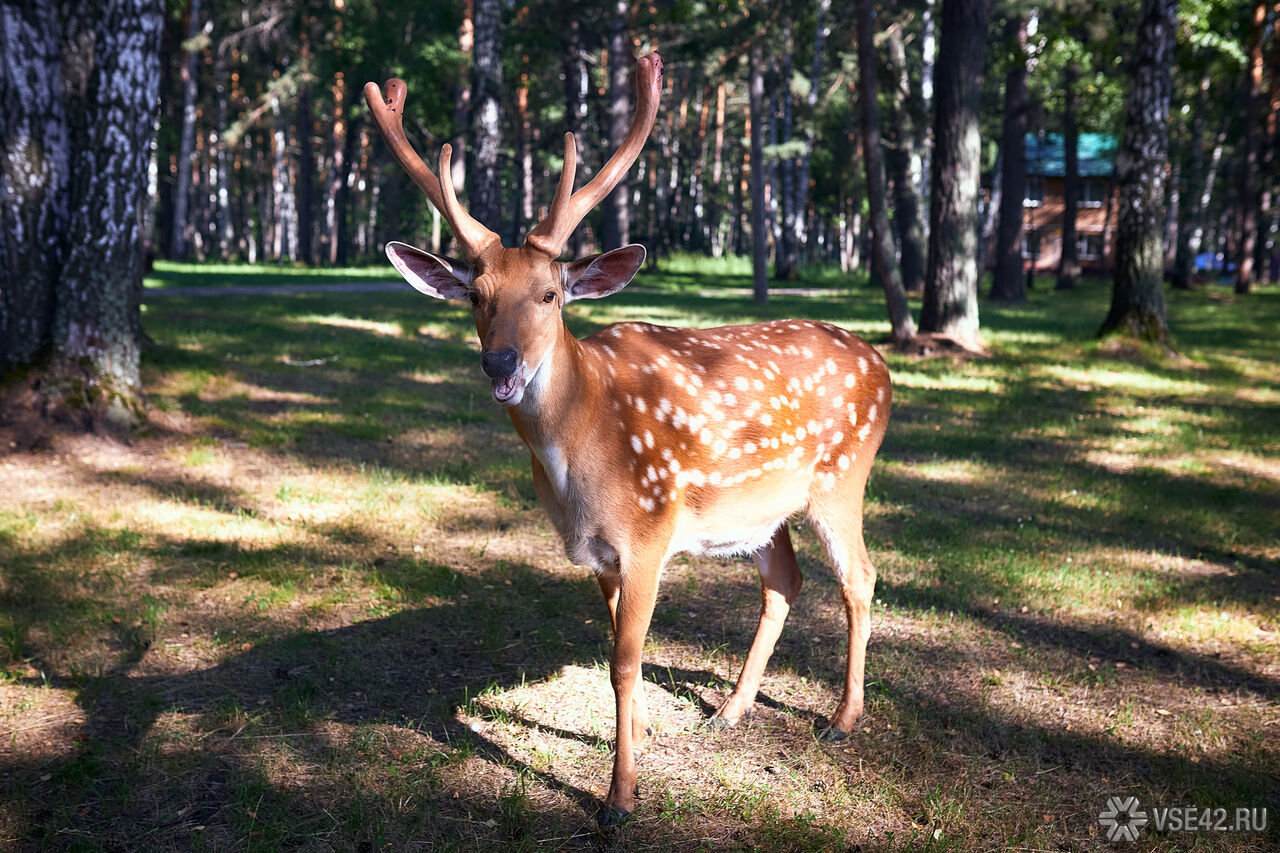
[775,27,799,281]
[749,42,768,305]
[992,14,1028,302]
[793,0,829,270]
[326,71,347,265]
[1236,1,1266,294]
[1057,60,1081,290]
[0,0,163,429]
[920,0,990,347]
[469,0,502,232]
[884,22,927,295]
[857,0,916,343]
[168,0,202,260]
[600,0,631,250]
[297,38,316,265]
[213,45,235,260]
[1101,0,1176,343]
[452,0,473,197]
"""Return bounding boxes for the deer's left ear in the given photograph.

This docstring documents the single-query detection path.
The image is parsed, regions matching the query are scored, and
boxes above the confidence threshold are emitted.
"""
[386,241,474,300]
[563,244,646,302]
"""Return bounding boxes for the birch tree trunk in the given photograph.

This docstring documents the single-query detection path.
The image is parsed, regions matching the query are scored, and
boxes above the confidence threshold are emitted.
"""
[920,0,990,347]
[1,0,163,429]
[469,0,502,232]
[1100,0,1176,343]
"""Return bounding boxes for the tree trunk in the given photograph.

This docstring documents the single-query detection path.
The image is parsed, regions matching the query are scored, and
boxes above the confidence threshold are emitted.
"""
[793,0,830,270]
[469,0,502,232]
[992,14,1028,302]
[775,26,799,281]
[1,0,163,429]
[0,0,68,371]
[452,0,473,197]
[326,71,347,265]
[857,0,916,343]
[168,0,202,260]
[884,23,927,295]
[561,15,587,256]
[920,0,990,347]
[600,0,631,250]
[1057,59,1081,290]
[213,44,234,260]
[1100,0,1176,343]
[296,29,315,265]
[1236,1,1266,294]
[749,42,768,305]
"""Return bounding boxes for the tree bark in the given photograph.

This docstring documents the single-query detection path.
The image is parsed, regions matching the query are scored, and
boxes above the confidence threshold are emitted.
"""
[884,22,927,295]
[1236,1,1266,294]
[991,14,1028,302]
[469,0,502,233]
[600,0,631,250]
[749,42,769,305]
[1057,59,1081,290]
[857,0,916,343]
[1100,0,1176,343]
[168,0,202,260]
[775,26,799,281]
[0,0,163,429]
[920,0,990,347]
[561,15,587,256]
[296,27,315,265]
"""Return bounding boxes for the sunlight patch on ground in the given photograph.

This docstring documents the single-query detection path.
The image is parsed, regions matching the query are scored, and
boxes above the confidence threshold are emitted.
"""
[1041,365,1212,395]
[891,372,1004,393]
[296,314,404,337]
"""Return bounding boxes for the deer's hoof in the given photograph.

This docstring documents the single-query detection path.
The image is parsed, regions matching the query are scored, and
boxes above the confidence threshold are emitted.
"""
[705,715,737,730]
[817,724,850,742]
[598,805,633,827]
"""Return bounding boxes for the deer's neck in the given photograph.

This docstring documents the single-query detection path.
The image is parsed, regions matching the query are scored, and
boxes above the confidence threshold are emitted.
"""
[507,323,595,459]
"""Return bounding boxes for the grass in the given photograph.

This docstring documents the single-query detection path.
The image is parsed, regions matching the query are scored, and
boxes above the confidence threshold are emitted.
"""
[1,258,1277,851]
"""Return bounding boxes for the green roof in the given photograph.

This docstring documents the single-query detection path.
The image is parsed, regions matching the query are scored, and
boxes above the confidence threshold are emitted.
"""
[1026,133,1117,178]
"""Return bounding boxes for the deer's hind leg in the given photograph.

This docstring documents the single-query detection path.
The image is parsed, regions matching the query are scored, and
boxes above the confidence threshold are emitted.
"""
[806,474,877,738]
[711,524,804,727]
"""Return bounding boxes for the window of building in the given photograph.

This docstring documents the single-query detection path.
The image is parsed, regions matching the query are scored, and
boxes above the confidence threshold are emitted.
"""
[1024,176,1044,207]
[1079,179,1105,207]
[1076,233,1104,259]
[1021,230,1041,259]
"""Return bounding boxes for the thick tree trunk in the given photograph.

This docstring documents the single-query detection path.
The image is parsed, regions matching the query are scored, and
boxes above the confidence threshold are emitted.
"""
[0,0,163,429]
[1057,60,1081,290]
[992,14,1028,302]
[749,42,768,305]
[0,0,68,371]
[469,0,502,232]
[600,0,631,250]
[857,0,916,343]
[884,23,927,295]
[1101,0,1176,343]
[168,0,202,260]
[920,0,990,347]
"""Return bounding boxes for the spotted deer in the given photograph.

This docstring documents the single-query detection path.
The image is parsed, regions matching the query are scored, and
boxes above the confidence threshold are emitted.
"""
[365,53,890,824]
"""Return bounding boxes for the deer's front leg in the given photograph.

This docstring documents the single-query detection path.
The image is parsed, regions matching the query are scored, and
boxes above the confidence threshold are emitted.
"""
[597,570,651,751]
[599,553,661,825]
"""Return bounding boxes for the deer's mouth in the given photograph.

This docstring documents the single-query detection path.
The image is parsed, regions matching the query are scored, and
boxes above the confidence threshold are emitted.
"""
[491,367,525,406]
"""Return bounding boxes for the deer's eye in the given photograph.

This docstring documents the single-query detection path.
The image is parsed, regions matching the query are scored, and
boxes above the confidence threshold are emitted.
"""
[468,292,479,307]
[542,290,556,304]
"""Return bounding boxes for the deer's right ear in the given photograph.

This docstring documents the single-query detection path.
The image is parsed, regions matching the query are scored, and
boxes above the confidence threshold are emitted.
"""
[385,241,474,300]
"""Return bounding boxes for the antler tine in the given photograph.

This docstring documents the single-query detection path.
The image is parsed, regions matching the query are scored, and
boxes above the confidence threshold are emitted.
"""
[365,78,498,260]
[524,52,664,258]
[438,144,500,258]
[363,80,445,212]
[524,133,578,258]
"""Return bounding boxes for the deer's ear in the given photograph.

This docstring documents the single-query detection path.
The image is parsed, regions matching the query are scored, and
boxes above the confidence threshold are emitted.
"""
[563,244,646,303]
[386,241,474,300]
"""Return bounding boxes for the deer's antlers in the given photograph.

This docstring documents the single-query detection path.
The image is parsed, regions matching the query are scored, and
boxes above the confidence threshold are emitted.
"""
[365,52,663,262]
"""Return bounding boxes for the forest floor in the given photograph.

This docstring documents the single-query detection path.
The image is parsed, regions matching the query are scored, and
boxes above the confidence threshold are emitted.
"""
[1,258,1277,851]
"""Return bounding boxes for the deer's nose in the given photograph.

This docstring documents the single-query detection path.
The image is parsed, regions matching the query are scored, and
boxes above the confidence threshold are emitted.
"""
[481,348,519,380]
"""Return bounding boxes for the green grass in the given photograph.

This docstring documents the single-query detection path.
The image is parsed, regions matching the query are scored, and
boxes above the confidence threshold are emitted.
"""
[1,259,1276,851]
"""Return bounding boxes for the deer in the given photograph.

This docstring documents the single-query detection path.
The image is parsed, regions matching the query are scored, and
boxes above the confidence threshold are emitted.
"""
[364,52,891,825]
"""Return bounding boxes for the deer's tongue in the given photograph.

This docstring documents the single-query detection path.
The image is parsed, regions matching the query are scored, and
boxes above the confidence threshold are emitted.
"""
[492,371,522,404]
